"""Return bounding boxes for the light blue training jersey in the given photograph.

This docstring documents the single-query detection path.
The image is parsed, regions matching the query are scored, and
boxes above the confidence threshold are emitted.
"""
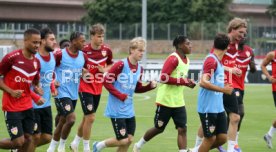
[55,49,85,100]
[197,53,225,113]
[33,52,56,109]
[105,58,141,118]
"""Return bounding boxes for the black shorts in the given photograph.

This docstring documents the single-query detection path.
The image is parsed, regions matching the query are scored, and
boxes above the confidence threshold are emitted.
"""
[55,97,77,116]
[4,108,35,140]
[110,117,136,140]
[154,105,187,131]
[33,106,53,135]
[234,88,244,105]
[273,91,276,107]
[79,92,101,115]
[56,99,77,116]
[199,112,227,138]
[223,91,239,114]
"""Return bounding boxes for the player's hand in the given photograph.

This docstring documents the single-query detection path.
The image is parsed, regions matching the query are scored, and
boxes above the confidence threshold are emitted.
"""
[51,89,58,97]
[150,80,158,88]
[34,86,44,96]
[54,80,60,88]
[223,84,233,95]
[120,94,128,102]
[10,90,24,98]
[186,79,196,89]
[269,76,276,83]
[36,97,45,105]
[232,67,242,77]
[97,65,105,73]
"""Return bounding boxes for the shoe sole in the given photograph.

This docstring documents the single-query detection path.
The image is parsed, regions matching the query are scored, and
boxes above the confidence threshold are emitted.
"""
[264,136,273,149]
[69,145,78,152]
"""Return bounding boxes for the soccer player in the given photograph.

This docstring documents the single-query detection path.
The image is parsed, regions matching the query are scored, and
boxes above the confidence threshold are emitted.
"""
[30,27,57,151]
[133,35,196,152]
[59,39,70,49]
[92,37,156,152]
[261,49,276,149]
[222,18,247,152]
[192,33,233,152]
[70,23,113,152]
[0,28,44,152]
[47,31,88,152]
[231,36,256,151]
[54,39,69,128]
[194,18,247,152]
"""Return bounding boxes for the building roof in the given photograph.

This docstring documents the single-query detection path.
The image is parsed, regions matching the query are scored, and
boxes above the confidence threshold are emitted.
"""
[0,0,88,22]
[233,0,272,5]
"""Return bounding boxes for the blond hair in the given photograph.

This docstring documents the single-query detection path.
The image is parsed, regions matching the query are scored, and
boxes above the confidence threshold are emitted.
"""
[129,37,146,54]
[227,17,247,33]
[90,23,105,35]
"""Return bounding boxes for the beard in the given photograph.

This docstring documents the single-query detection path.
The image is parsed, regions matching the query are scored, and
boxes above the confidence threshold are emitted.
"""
[45,45,54,52]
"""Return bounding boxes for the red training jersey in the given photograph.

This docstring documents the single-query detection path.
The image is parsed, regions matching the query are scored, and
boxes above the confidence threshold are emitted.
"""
[212,43,239,84]
[232,45,254,90]
[0,50,40,112]
[222,43,239,85]
[79,44,113,95]
[271,50,276,91]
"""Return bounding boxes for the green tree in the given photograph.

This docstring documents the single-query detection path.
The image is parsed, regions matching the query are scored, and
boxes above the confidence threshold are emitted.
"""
[147,0,192,23]
[82,0,232,24]
[267,0,276,16]
[191,0,232,22]
[82,0,141,23]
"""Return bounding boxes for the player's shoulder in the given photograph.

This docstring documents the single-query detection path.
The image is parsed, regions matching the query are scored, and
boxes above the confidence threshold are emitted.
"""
[82,44,91,52]
[6,49,22,58]
[204,55,216,63]
[243,45,253,52]
[110,60,124,71]
[101,44,112,52]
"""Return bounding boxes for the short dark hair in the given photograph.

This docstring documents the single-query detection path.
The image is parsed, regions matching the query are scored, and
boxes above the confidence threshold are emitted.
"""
[214,33,230,51]
[70,31,84,42]
[24,28,40,40]
[40,27,54,40]
[59,39,70,47]
[173,35,187,49]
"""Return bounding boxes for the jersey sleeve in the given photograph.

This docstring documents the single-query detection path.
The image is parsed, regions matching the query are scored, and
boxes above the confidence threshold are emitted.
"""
[135,67,155,93]
[0,53,14,76]
[54,50,62,67]
[203,57,217,77]
[106,48,114,65]
[103,61,127,101]
[33,58,41,85]
[159,55,191,85]
[30,90,41,103]
[83,53,89,69]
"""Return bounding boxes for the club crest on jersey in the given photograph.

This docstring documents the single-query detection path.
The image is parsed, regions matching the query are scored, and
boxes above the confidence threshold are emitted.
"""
[119,128,126,136]
[34,123,38,131]
[101,50,107,57]
[11,126,18,135]
[33,61,38,69]
[235,91,240,97]
[246,51,250,57]
[65,104,71,111]
[87,104,93,111]
[209,125,215,133]
[157,120,164,127]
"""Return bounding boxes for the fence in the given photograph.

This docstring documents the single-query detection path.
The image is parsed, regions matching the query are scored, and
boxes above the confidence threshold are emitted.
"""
[0,22,276,55]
